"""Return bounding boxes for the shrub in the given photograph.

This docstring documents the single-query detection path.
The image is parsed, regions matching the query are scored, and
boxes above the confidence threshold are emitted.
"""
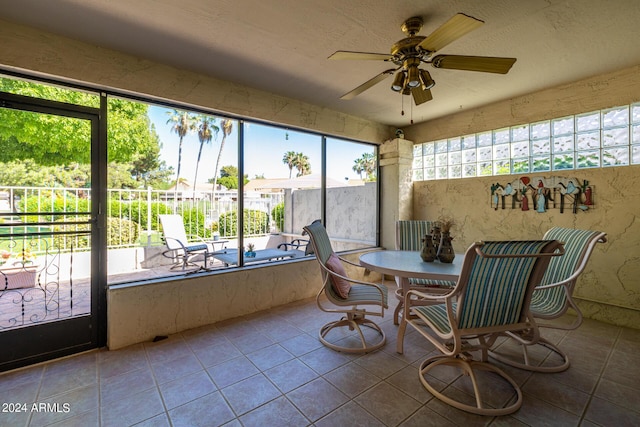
[271,202,284,232]
[217,209,269,237]
[107,217,141,247]
[24,192,90,222]
[108,200,170,231]
[52,217,140,250]
[179,207,213,239]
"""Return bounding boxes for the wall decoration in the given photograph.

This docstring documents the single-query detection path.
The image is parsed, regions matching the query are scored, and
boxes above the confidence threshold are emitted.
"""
[490,176,594,213]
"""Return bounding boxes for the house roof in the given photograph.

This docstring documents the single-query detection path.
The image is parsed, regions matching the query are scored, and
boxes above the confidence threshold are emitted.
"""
[1,0,639,127]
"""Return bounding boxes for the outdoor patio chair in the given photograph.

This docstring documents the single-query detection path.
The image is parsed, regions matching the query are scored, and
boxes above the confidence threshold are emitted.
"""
[303,219,388,353]
[392,220,457,324]
[277,237,312,257]
[397,239,564,415]
[489,227,607,372]
[159,214,212,270]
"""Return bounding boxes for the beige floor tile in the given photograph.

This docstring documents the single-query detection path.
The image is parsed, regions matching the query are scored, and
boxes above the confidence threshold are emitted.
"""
[1,292,638,427]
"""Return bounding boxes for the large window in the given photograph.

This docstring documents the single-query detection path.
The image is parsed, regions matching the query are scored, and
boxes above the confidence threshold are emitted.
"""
[0,72,379,284]
[326,138,377,251]
[413,102,640,181]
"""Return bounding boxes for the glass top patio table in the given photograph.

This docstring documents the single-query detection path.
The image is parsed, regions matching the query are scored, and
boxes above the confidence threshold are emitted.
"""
[359,250,464,283]
[209,248,299,266]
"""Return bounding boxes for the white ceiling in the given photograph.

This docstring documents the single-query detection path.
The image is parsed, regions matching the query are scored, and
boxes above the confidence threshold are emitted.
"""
[1,0,639,127]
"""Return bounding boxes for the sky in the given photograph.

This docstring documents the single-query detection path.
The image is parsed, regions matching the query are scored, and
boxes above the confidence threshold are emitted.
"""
[148,106,374,184]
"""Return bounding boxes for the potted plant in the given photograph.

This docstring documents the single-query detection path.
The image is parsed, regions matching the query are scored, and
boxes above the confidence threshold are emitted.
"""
[245,243,256,258]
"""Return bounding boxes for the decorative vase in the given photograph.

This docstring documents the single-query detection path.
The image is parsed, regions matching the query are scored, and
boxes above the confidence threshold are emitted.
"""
[245,251,256,258]
[420,235,437,262]
[431,226,442,255]
[437,231,455,263]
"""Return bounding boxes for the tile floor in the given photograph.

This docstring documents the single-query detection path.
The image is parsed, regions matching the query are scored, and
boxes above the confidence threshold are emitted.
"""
[1,281,639,427]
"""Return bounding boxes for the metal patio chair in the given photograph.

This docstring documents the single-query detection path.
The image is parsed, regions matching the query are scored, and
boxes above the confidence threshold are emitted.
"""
[489,227,607,372]
[397,239,563,415]
[159,214,211,270]
[304,220,388,353]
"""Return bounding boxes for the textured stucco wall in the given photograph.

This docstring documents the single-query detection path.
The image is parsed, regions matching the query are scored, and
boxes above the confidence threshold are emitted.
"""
[0,19,392,144]
[107,259,320,349]
[107,252,380,350]
[412,168,639,328]
[285,182,377,251]
[407,65,640,328]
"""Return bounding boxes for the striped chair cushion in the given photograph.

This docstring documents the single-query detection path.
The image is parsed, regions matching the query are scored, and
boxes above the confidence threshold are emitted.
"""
[306,219,388,307]
[414,303,457,334]
[530,227,602,316]
[409,278,456,288]
[457,240,554,330]
[304,220,334,264]
[396,220,434,251]
[326,282,388,306]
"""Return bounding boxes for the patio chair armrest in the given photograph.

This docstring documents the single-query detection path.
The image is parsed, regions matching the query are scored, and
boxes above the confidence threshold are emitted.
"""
[405,288,453,303]
[337,255,365,268]
[534,277,573,291]
[278,239,311,254]
[318,261,385,289]
[162,236,189,251]
[186,234,207,243]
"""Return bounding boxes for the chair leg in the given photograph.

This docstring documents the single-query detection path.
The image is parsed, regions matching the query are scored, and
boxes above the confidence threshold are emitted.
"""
[489,337,570,373]
[319,315,386,354]
[396,317,408,354]
[419,355,523,416]
[393,300,403,326]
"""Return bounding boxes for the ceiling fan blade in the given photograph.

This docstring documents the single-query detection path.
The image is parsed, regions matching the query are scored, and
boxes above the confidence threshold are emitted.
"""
[328,51,392,61]
[418,13,483,52]
[340,69,396,100]
[411,86,433,106]
[431,55,516,73]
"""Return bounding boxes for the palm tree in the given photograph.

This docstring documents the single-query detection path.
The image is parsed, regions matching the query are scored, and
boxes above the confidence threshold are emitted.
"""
[212,119,233,194]
[352,157,365,179]
[282,151,297,179]
[353,152,377,180]
[293,152,311,177]
[166,109,196,189]
[362,152,377,180]
[193,115,219,198]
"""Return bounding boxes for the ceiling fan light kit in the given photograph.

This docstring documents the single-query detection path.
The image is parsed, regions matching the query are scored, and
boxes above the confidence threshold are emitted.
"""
[391,72,405,92]
[329,12,517,108]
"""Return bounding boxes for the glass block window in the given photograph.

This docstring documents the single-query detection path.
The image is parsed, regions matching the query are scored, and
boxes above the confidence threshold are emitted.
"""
[412,102,640,180]
[461,134,476,149]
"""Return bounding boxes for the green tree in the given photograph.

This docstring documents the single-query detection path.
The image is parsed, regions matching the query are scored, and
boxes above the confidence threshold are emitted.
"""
[294,152,311,177]
[271,202,285,232]
[362,152,377,180]
[166,109,197,189]
[353,152,377,180]
[0,78,165,189]
[194,115,219,196]
[282,151,297,179]
[0,79,161,166]
[212,165,249,190]
[352,157,365,179]
[212,119,233,193]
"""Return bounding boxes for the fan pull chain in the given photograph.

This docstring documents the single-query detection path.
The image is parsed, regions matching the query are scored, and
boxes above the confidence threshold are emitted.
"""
[401,93,405,116]
[411,99,414,124]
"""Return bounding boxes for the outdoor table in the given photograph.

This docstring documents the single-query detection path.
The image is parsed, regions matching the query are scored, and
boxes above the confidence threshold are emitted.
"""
[209,248,299,266]
[359,250,464,327]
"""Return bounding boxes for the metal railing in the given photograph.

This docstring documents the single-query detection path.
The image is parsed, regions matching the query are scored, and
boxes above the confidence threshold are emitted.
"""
[0,186,284,253]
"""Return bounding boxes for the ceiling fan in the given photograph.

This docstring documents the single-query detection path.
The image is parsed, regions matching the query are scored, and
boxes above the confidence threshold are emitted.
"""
[329,13,517,106]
